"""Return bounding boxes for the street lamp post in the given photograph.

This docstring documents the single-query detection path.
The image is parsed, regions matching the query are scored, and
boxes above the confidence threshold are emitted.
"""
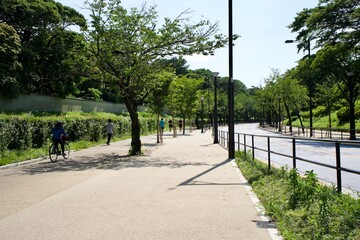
[347,71,356,140]
[207,77,211,129]
[278,96,282,132]
[262,102,265,127]
[228,0,235,159]
[213,72,219,144]
[201,96,204,133]
[285,39,313,137]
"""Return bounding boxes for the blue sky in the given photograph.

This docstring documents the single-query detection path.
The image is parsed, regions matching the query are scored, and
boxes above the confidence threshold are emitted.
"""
[58,0,319,87]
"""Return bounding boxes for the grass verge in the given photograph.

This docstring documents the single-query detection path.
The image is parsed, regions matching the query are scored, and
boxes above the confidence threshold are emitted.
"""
[235,151,360,240]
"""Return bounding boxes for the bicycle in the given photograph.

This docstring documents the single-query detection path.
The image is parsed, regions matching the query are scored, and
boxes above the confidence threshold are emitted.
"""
[49,136,70,162]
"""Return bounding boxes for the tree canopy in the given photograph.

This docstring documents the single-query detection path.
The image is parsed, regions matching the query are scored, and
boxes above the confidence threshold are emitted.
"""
[0,0,88,97]
[86,0,231,154]
[288,0,359,139]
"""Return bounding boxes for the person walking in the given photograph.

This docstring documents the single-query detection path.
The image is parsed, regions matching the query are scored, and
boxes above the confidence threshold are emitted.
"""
[159,118,165,135]
[178,119,183,132]
[106,119,114,145]
[168,119,173,132]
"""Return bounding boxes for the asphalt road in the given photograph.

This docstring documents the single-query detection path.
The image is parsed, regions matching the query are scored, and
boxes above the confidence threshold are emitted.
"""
[230,123,360,193]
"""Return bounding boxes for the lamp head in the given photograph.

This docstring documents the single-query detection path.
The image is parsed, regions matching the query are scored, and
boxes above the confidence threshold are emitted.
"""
[285,40,294,43]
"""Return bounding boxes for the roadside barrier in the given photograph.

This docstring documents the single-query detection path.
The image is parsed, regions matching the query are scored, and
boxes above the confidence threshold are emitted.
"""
[218,129,360,193]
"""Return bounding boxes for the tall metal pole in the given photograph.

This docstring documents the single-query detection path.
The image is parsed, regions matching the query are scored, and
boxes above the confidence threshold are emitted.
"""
[262,102,264,127]
[201,97,204,133]
[278,97,282,132]
[207,77,211,129]
[213,73,219,143]
[308,41,313,137]
[228,0,235,159]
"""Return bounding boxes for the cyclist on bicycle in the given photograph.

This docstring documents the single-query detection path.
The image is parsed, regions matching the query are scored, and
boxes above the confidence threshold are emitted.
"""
[51,122,68,157]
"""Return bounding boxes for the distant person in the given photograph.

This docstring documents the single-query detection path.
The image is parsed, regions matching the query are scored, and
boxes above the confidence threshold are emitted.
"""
[168,119,173,132]
[51,122,68,157]
[106,119,114,145]
[159,118,165,134]
[178,119,183,132]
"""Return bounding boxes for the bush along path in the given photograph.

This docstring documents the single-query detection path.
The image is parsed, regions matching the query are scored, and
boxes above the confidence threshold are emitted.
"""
[235,151,360,240]
[0,112,157,166]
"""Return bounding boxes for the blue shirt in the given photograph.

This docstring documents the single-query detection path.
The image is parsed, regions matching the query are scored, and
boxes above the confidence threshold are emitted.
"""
[51,127,66,140]
[159,119,165,128]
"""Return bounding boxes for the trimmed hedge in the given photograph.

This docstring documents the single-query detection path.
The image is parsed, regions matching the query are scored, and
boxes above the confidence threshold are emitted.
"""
[0,112,157,154]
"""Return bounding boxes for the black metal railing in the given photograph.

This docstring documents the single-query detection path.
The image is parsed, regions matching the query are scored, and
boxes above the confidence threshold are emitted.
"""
[262,124,360,140]
[218,129,360,193]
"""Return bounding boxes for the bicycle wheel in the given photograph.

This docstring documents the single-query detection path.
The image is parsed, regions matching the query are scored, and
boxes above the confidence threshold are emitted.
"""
[63,142,70,159]
[49,143,58,162]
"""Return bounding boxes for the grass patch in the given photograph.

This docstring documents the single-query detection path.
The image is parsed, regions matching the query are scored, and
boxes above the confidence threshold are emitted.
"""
[286,111,360,130]
[235,151,360,240]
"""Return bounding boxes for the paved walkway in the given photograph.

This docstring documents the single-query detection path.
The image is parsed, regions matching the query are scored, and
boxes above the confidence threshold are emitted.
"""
[0,130,282,240]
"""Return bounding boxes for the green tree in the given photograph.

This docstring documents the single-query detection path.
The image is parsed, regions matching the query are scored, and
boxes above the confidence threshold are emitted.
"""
[262,69,287,128]
[168,76,203,134]
[147,70,175,142]
[276,70,308,133]
[0,22,21,97]
[314,79,340,133]
[158,57,189,76]
[86,0,231,154]
[288,0,360,139]
[0,0,88,97]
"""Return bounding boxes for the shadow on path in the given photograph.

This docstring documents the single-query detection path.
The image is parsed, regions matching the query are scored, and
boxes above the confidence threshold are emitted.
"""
[176,158,235,187]
[19,153,212,176]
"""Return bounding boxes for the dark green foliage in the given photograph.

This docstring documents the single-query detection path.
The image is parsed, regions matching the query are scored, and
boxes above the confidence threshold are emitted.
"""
[337,106,360,123]
[0,22,22,98]
[337,106,350,122]
[0,77,20,98]
[235,153,360,240]
[0,0,88,97]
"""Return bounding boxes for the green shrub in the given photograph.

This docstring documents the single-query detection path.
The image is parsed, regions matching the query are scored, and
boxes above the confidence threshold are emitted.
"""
[337,107,350,122]
[235,153,360,240]
[313,105,328,117]
[336,106,360,123]
[0,111,156,156]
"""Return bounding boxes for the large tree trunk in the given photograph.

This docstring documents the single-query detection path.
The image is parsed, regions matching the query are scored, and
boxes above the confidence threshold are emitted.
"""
[171,114,177,138]
[182,114,186,135]
[124,99,142,155]
[156,114,160,143]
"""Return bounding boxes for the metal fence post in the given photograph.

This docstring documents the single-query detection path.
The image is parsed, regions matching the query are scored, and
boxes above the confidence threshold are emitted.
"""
[244,135,247,157]
[252,135,255,160]
[335,141,342,193]
[267,136,271,170]
[292,138,296,169]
